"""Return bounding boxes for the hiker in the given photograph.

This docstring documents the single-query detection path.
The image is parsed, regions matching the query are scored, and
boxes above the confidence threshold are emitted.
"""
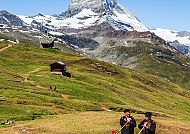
[138,112,156,134]
[54,85,57,91]
[120,109,136,134]
[49,85,52,92]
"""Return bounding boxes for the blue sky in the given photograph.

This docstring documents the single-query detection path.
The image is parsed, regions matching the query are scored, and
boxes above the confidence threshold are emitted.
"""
[0,0,189,31]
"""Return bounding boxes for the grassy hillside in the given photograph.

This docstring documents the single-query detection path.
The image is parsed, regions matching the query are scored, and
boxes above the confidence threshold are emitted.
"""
[95,40,190,90]
[0,41,190,128]
[1,112,190,134]
[134,42,190,90]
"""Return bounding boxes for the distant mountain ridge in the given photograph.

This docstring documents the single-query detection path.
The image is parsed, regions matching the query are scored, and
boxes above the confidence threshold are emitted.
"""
[152,28,190,56]
[0,10,24,26]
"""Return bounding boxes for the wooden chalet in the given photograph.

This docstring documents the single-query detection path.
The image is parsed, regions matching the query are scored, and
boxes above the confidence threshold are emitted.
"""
[49,62,66,75]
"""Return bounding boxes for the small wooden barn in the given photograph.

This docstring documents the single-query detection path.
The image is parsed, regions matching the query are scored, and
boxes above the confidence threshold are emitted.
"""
[40,37,55,48]
[49,62,66,75]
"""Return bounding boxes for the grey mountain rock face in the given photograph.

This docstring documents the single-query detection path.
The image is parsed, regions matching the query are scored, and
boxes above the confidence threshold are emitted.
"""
[68,0,105,15]
[177,31,190,37]
[170,40,190,55]
[0,10,24,26]
[59,35,100,50]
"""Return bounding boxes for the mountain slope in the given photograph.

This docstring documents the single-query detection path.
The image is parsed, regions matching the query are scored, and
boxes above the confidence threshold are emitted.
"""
[1,1,190,92]
[0,10,24,26]
[0,41,190,123]
[89,35,190,89]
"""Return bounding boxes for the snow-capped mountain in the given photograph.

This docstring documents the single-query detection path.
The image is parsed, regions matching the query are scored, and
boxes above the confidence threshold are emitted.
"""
[19,0,149,32]
[152,28,190,55]
[1,0,189,56]
[0,10,24,26]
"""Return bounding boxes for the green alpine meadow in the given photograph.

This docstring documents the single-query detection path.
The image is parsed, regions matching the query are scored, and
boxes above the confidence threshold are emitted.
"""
[0,0,190,134]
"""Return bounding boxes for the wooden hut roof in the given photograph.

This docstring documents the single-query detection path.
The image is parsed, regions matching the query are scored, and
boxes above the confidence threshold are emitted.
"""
[40,37,56,44]
[49,62,66,66]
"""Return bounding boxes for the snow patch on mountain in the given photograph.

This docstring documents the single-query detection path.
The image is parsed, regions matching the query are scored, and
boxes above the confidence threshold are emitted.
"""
[151,28,190,45]
[110,4,148,31]
[2,16,9,23]
[51,9,100,29]
[19,9,100,29]
[19,14,56,26]
[18,16,33,25]
[48,31,64,36]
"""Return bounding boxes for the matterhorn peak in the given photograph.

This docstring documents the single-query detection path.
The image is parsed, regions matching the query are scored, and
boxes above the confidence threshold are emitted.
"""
[69,0,104,14]
[68,0,120,16]
[66,0,148,31]
[19,0,149,32]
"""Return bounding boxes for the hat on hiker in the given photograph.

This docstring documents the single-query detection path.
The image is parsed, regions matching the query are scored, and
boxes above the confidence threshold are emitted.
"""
[124,109,131,113]
[145,112,152,117]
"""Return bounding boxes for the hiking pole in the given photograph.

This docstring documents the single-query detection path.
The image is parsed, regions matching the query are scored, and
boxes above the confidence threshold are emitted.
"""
[116,121,130,134]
